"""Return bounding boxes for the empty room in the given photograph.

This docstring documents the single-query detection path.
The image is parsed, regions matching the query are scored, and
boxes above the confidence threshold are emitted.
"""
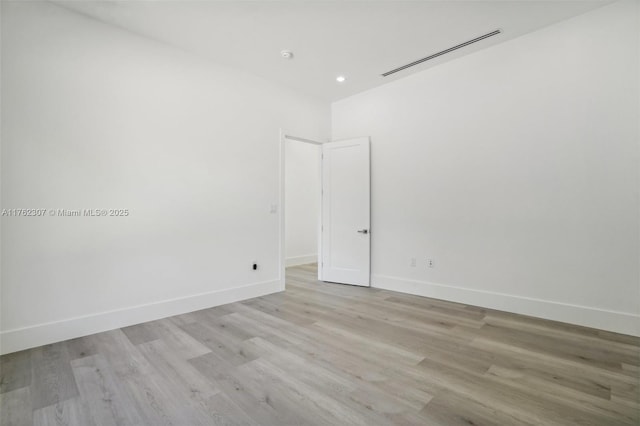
[1,0,639,425]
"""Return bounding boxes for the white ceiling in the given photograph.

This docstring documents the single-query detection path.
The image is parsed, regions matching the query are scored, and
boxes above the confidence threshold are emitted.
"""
[54,1,610,102]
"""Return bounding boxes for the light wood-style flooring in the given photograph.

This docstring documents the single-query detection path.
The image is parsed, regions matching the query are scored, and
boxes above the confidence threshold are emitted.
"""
[1,264,639,425]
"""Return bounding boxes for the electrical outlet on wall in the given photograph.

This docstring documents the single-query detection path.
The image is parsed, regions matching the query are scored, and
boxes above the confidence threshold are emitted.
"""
[427,259,434,268]
[410,257,416,267]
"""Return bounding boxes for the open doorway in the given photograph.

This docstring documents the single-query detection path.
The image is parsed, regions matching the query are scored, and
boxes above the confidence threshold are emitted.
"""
[279,133,371,288]
[280,133,323,286]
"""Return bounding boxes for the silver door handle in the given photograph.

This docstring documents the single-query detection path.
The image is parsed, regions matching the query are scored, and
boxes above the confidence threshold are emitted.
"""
[357,229,369,234]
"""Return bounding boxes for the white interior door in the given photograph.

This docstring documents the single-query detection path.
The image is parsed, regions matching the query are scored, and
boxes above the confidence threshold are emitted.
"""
[321,137,370,286]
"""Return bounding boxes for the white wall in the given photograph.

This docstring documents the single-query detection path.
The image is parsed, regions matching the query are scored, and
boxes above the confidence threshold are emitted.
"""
[285,140,320,267]
[0,1,329,354]
[332,0,640,336]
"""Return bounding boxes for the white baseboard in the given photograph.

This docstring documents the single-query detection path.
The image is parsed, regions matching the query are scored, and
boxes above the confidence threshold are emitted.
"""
[372,274,640,337]
[285,254,317,267]
[0,279,283,355]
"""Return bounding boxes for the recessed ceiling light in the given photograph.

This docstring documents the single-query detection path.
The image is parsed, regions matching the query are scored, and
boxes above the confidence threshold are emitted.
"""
[336,75,346,83]
[281,50,293,59]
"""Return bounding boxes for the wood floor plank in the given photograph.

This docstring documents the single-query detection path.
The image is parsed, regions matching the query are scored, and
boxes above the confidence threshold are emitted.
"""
[70,354,145,426]
[239,336,417,422]
[0,349,31,394]
[1,264,638,426]
[485,364,637,424]
[226,313,391,384]
[0,387,33,426]
[372,378,434,412]
[311,321,425,366]
[420,390,534,426]
[198,311,261,342]
[414,358,607,425]
[478,323,639,369]
[236,358,354,426]
[484,313,640,358]
[242,297,317,326]
[147,318,211,359]
[179,321,257,367]
[240,336,358,395]
[136,339,256,426]
[471,334,638,386]
[137,339,219,402]
[32,397,96,426]
[121,322,159,346]
[199,391,259,426]
[171,304,237,328]
[188,351,286,425]
[88,329,213,426]
[30,343,79,411]
[65,336,99,361]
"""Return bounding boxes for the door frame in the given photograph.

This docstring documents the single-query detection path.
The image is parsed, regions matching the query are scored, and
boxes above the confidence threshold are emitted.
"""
[278,129,325,287]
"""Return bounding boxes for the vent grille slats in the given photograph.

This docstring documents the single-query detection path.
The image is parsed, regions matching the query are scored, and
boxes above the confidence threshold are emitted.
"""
[381,29,502,77]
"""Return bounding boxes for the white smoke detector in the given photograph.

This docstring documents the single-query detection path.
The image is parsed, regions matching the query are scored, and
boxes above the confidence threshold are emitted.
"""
[281,50,294,59]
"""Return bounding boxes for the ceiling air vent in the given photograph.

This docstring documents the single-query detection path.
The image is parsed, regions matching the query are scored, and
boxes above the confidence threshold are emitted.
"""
[381,29,502,77]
